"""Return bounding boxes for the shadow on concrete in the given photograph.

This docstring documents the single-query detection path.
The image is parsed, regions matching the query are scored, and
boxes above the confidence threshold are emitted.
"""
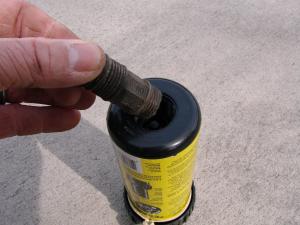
[36,119,132,225]
[0,137,41,225]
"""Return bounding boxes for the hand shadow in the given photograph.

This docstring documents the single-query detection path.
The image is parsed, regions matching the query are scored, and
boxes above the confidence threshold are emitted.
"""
[36,119,133,225]
[0,137,41,225]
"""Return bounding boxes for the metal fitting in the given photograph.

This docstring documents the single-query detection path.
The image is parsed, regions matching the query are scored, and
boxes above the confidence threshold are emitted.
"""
[85,55,162,119]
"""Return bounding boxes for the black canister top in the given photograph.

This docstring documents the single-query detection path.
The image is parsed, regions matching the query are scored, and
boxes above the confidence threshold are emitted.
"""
[107,78,201,159]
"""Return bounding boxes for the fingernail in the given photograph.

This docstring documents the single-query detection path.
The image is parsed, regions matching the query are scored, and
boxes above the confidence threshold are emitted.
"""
[69,43,101,72]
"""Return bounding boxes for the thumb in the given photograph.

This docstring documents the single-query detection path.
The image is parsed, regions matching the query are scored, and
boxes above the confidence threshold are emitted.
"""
[0,38,105,89]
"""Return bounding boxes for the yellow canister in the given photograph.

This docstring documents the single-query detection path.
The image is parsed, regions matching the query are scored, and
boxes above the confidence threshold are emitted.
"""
[107,79,201,225]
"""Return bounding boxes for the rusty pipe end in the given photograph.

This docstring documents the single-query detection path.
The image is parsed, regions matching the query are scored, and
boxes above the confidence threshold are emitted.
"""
[84,55,162,119]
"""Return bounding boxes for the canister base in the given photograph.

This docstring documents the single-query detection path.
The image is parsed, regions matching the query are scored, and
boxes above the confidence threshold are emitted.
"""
[123,183,196,225]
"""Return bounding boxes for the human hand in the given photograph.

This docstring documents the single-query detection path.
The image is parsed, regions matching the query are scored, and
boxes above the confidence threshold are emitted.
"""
[0,0,105,139]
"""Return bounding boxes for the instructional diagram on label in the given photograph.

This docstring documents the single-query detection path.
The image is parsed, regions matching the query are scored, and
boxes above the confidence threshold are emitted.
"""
[127,175,152,199]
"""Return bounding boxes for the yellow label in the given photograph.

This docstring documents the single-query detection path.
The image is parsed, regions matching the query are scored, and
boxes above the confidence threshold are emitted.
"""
[114,134,199,222]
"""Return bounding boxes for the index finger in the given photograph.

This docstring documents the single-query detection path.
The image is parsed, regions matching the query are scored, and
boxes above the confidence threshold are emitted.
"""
[0,0,77,39]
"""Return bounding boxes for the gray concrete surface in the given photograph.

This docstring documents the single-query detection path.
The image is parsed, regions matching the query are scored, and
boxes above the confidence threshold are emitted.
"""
[1,0,300,224]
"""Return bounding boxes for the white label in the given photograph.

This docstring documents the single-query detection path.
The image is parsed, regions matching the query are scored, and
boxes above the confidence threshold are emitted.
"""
[113,143,143,174]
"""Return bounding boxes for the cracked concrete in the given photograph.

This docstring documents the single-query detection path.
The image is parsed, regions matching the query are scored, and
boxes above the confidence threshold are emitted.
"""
[0,0,299,225]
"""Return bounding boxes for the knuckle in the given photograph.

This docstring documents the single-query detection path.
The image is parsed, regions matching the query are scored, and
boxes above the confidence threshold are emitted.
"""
[45,20,59,37]
[44,19,77,39]
[0,38,71,89]
[0,38,52,89]
[31,39,44,74]
[28,38,51,86]
[13,0,28,37]
[0,40,32,89]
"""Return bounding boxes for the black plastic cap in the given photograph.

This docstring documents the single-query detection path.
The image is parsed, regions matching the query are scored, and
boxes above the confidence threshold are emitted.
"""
[107,78,201,159]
